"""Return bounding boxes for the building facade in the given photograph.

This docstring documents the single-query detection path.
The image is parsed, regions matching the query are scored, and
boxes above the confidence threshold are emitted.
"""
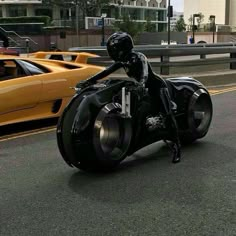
[0,0,42,17]
[184,0,236,27]
[109,0,167,31]
[0,0,168,31]
[170,11,183,30]
[228,0,236,26]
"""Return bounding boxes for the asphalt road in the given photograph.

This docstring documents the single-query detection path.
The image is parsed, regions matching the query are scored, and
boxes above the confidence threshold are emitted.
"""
[0,91,235,236]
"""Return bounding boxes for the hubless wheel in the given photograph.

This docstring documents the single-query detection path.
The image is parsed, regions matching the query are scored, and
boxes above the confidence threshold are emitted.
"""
[57,93,132,171]
[93,103,132,162]
[180,89,213,144]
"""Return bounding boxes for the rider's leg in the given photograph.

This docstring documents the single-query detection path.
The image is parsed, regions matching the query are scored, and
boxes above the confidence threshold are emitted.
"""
[160,87,181,163]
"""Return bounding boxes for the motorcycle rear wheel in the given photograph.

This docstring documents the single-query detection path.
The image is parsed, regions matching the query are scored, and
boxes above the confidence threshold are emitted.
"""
[180,89,213,144]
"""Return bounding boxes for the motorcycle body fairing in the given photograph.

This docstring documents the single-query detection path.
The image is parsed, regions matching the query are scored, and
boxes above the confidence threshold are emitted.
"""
[70,79,136,134]
[166,77,206,103]
[148,73,207,115]
[166,77,212,133]
[57,79,137,165]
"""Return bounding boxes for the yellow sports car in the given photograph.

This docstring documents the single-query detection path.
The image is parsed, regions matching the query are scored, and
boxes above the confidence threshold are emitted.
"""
[0,53,104,126]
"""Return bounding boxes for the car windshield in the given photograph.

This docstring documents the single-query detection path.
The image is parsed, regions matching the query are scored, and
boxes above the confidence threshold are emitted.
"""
[20,60,49,75]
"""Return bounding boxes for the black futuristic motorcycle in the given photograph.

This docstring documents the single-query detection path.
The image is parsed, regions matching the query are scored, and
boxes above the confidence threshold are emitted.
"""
[57,32,213,171]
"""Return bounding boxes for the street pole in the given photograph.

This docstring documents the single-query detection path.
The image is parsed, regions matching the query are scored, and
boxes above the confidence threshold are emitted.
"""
[75,1,79,45]
[102,17,105,46]
[167,0,171,45]
[210,15,216,43]
[213,17,216,43]
[192,14,200,44]
[118,0,123,18]
[101,13,107,46]
[25,38,29,57]
[192,16,195,44]
[213,23,215,43]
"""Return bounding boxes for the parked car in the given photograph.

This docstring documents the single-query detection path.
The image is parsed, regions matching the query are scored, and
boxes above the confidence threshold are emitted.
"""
[161,40,177,45]
[0,55,104,126]
[0,47,19,56]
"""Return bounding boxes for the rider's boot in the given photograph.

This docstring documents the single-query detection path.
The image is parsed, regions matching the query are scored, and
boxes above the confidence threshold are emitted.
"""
[163,139,181,163]
[171,141,181,163]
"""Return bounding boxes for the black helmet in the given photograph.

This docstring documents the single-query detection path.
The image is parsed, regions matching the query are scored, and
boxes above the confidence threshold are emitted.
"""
[106,32,134,61]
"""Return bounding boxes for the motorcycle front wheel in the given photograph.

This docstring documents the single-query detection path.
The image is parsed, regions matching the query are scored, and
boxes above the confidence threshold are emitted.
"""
[57,93,132,171]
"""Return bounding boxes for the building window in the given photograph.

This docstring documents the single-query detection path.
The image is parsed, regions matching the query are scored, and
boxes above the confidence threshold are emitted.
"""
[8,6,27,17]
[60,9,70,19]
[35,8,52,18]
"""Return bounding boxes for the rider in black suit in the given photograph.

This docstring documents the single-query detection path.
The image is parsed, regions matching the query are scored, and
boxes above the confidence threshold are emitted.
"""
[106,32,181,163]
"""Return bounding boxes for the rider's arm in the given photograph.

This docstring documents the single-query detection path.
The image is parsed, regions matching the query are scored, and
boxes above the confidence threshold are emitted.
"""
[124,52,149,86]
[76,62,123,89]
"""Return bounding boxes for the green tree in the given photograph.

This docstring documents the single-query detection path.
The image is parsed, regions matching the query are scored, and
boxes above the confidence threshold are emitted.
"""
[174,15,186,32]
[144,18,156,32]
[112,15,144,38]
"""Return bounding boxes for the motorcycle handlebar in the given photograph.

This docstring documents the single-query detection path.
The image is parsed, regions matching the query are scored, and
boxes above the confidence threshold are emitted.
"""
[76,62,124,90]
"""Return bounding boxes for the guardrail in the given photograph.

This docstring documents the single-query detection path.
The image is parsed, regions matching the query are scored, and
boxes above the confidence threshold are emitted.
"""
[69,43,236,75]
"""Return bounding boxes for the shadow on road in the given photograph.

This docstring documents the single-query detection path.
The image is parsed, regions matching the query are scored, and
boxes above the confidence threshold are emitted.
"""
[0,118,58,137]
[67,141,207,204]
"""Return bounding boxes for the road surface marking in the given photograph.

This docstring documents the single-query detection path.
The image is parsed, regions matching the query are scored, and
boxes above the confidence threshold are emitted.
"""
[0,127,56,142]
[209,86,236,95]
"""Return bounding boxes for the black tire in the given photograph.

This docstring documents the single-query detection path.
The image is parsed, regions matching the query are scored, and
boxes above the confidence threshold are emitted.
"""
[57,91,97,171]
[180,89,213,144]
[57,93,132,171]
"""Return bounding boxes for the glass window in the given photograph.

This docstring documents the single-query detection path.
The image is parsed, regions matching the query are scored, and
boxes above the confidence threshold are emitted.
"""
[20,60,49,75]
[35,8,52,18]
[124,8,139,20]
[145,9,157,21]
[8,6,27,17]
[0,60,24,81]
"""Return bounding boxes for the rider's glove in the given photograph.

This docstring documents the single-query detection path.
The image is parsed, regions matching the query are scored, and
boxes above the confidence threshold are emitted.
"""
[76,80,93,90]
